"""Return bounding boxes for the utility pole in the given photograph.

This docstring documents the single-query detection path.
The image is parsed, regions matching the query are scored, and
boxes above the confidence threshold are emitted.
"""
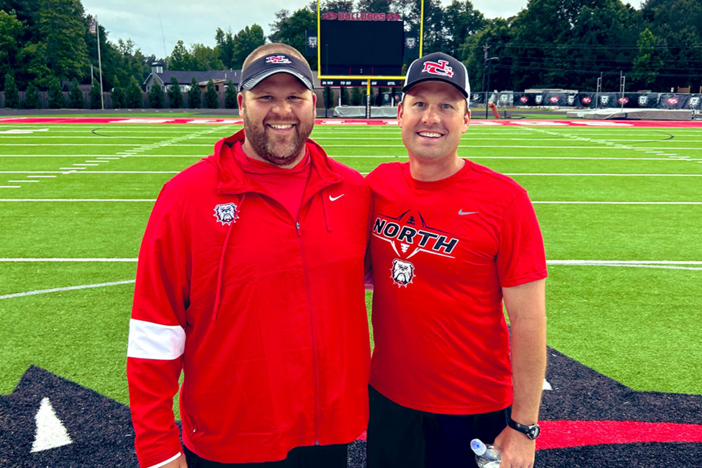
[596,73,603,109]
[483,44,489,119]
[619,71,626,110]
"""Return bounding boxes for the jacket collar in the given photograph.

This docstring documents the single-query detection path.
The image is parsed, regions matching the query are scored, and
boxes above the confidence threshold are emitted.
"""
[209,129,344,196]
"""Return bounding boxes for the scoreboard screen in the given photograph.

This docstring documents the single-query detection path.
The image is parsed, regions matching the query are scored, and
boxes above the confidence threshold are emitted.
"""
[320,19,404,76]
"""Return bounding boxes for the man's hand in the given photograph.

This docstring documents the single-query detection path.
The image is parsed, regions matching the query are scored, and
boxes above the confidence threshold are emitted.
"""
[493,426,535,468]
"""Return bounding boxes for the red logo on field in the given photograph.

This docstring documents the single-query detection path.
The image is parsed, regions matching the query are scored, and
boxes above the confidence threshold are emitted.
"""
[322,12,337,20]
[550,96,559,104]
[520,96,529,103]
[582,96,592,104]
[667,97,679,105]
[618,97,629,105]
[422,60,454,78]
[387,13,402,21]
[266,55,292,64]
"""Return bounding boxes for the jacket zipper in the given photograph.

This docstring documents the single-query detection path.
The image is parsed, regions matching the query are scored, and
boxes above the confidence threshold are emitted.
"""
[296,220,321,445]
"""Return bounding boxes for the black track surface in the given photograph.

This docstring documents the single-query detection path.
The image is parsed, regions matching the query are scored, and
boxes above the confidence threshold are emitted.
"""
[1,348,700,467]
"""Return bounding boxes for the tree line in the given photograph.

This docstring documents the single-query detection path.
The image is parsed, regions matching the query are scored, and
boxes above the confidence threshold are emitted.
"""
[1,0,700,110]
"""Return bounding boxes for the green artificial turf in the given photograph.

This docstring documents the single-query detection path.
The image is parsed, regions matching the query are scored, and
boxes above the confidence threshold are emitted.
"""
[1,121,701,413]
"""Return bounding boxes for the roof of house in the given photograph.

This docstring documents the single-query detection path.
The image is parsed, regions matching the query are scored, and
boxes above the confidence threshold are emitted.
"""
[147,70,241,87]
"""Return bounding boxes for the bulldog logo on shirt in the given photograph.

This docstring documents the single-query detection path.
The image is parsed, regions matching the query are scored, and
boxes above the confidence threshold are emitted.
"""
[391,259,415,287]
[214,202,239,225]
[373,209,459,288]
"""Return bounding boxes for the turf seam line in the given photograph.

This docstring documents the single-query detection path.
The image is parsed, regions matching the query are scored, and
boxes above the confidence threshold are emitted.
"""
[0,280,135,300]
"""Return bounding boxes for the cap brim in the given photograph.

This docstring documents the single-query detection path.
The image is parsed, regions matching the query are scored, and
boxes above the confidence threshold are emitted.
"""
[241,69,313,91]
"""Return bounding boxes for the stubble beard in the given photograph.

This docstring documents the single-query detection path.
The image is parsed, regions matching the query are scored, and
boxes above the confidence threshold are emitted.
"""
[243,108,314,167]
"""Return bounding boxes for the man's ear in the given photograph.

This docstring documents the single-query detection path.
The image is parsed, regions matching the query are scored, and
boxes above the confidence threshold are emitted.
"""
[462,106,470,134]
[311,91,317,111]
[397,101,404,129]
[237,92,245,112]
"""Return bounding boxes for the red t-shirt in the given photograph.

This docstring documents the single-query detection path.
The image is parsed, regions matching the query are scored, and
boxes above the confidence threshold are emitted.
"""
[367,160,547,415]
[230,141,311,220]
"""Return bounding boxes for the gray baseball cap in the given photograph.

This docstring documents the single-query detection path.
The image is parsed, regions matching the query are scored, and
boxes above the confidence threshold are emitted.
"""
[239,54,314,92]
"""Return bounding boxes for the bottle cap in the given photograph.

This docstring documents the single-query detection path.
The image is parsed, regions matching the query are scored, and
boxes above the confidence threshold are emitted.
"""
[470,439,486,456]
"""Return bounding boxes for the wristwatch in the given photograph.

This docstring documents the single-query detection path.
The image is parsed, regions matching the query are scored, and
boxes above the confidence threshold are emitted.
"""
[508,417,541,440]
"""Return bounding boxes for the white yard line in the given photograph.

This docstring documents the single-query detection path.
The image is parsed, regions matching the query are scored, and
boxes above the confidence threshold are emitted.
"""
[0,258,137,262]
[0,280,135,300]
[532,201,702,205]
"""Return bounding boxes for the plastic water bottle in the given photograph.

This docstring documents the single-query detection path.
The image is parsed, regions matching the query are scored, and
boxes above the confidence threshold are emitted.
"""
[470,439,501,468]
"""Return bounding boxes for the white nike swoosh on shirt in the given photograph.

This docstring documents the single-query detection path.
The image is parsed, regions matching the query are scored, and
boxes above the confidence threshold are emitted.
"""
[329,194,345,202]
[458,210,478,215]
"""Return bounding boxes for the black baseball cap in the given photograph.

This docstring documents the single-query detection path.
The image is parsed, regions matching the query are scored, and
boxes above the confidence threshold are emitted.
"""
[402,52,470,100]
[239,53,314,92]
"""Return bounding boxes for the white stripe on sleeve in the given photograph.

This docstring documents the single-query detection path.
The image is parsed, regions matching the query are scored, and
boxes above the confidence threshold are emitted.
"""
[127,319,186,360]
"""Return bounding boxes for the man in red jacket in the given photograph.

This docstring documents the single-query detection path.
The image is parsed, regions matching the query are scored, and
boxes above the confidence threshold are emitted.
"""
[366,52,547,468]
[127,43,371,468]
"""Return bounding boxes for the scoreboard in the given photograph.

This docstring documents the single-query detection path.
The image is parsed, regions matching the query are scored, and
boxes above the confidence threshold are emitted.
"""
[319,15,405,77]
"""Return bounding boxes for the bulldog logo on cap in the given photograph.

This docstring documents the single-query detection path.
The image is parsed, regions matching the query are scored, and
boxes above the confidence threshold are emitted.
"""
[422,59,454,78]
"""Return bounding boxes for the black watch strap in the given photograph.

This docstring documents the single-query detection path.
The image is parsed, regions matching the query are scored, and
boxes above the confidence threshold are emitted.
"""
[508,417,541,440]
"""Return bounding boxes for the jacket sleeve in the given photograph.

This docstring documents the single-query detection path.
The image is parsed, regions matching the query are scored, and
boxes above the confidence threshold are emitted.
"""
[127,183,190,468]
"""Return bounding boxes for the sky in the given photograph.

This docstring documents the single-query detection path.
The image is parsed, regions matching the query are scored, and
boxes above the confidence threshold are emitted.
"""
[81,0,646,59]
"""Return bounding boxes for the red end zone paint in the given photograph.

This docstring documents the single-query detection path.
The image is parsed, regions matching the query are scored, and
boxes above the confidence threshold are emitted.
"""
[537,420,702,450]
[353,422,702,449]
[1,117,702,128]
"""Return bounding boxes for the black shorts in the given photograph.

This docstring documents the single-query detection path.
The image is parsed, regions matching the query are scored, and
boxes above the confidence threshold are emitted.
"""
[367,385,510,468]
[183,443,347,468]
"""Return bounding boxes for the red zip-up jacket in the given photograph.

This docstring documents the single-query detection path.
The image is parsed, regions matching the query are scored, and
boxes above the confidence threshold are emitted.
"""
[127,130,371,467]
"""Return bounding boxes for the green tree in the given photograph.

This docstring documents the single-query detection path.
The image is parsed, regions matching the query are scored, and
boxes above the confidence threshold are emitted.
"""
[232,24,267,68]
[460,18,512,92]
[215,27,236,69]
[192,43,225,71]
[341,86,349,105]
[47,76,65,109]
[267,10,315,68]
[17,42,51,88]
[4,73,19,108]
[24,82,41,109]
[0,10,24,79]
[148,82,164,108]
[126,76,142,108]
[39,0,89,80]
[68,78,84,108]
[351,87,363,105]
[443,0,487,57]
[324,86,333,109]
[204,79,218,109]
[188,77,201,108]
[224,79,237,109]
[169,40,194,71]
[631,28,663,89]
[167,76,183,109]
[112,77,126,108]
[89,84,101,109]
[356,0,393,12]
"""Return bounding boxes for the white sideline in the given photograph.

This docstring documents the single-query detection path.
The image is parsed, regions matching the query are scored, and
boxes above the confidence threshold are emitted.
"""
[0,280,135,300]
[2,259,700,300]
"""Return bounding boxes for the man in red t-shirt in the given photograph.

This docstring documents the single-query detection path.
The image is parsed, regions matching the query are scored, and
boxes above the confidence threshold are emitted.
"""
[367,52,547,468]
